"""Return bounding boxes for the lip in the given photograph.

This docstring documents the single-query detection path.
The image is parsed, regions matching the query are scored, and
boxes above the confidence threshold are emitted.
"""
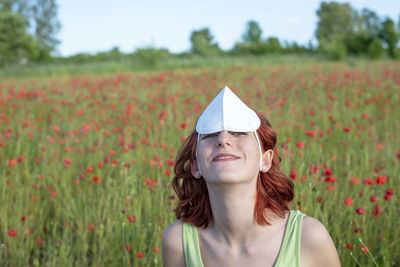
[212,153,240,162]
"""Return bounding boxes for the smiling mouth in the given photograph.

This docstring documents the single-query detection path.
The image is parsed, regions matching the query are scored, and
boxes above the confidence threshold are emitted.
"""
[213,153,240,162]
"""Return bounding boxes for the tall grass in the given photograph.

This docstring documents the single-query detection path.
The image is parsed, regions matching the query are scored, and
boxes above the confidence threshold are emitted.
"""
[0,61,399,266]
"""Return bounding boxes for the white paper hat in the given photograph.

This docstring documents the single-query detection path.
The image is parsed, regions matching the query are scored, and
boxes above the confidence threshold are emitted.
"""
[195,86,263,172]
[195,86,260,134]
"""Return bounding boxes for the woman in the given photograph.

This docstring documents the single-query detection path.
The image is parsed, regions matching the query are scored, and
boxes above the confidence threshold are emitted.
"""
[162,87,341,267]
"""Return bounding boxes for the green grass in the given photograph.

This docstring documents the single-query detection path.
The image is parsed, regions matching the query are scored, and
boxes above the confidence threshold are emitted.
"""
[0,54,335,78]
[0,60,399,266]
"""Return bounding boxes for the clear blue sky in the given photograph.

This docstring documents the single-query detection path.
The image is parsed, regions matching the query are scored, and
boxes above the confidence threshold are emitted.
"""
[57,0,399,56]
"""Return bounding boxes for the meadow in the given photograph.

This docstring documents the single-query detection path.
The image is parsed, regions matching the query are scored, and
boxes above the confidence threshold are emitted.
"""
[0,60,399,266]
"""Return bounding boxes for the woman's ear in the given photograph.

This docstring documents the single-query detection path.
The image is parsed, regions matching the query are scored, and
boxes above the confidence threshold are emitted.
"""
[261,149,274,173]
[191,161,201,178]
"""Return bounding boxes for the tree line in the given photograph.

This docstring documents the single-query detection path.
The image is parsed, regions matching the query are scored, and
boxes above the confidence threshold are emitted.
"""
[1,1,399,67]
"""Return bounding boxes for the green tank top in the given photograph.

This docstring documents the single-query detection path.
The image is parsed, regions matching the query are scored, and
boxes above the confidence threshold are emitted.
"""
[182,210,304,267]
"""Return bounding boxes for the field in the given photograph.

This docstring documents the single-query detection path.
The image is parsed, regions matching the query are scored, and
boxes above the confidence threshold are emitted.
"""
[1,61,399,266]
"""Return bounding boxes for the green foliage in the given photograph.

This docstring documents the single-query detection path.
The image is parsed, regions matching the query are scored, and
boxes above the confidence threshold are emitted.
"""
[242,20,262,43]
[0,10,39,66]
[379,18,399,59]
[232,37,284,56]
[0,0,61,58]
[360,8,381,38]
[31,0,61,53]
[132,47,172,67]
[190,28,221,56]
[316,2,358,42]
[367,38,384,59]
[318,35,347,60]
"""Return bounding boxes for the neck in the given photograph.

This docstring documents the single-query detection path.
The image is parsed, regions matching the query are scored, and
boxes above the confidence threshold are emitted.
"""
[206,181,269,247]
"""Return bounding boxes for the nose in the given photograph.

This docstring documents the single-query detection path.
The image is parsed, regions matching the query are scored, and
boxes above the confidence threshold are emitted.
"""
[217,131,231,147]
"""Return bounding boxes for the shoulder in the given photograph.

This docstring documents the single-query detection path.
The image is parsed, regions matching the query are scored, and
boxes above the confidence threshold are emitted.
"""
[162,220,185,267]
[300,215,341,267]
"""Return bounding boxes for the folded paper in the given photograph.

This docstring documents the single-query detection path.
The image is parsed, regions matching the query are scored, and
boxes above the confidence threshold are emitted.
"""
[196,86,260,134]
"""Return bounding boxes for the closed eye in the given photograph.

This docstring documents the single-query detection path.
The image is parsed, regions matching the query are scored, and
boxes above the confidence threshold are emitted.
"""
[201,132,219,140]
[229,131,248,136]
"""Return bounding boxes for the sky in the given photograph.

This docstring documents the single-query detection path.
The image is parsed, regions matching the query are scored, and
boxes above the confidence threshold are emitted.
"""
[57,0,399,57]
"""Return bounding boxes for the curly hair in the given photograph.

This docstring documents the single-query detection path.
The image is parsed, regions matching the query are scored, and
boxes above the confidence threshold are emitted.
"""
[172,111,294,228]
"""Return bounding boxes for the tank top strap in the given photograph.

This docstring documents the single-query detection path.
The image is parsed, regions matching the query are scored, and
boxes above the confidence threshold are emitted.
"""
[182,222,205,267]
[273,210,305,267]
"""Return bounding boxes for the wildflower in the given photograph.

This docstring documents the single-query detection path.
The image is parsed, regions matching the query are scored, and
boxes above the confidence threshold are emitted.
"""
[324,169,332,176]
[360,245,370,254]
[356,207,365,214]
[346,243,354,250]
[362,113,369,119]
[370,195,377,202]
[305,130,315,137]
[8,229,17,237]
[36,238,43,245]
[376,176,387,185]
[326,185,336,192]
[296,141,304,149]
[386,188,394,194]
[384,194,393,200]
[91,176,102,183]
[8,159,17,167]
[17,155,25,162]
[137,252,144,258]
[349,176,360,185]
[345,197,354,206]
[128,216,135,223]
[153,247,160,253]
[325,176,336,183]
[363,178,374,185]
[64,158,72,166]
[373,205,382,216]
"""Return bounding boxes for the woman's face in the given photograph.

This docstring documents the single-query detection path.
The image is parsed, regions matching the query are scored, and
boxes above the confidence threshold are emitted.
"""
[194,130,261,184]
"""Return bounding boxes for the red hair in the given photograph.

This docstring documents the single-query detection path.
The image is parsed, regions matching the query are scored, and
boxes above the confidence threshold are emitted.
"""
[172,111,294,228]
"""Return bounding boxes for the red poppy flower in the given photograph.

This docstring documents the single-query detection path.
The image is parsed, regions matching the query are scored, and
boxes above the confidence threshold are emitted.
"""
[345,197,354,206]
[356,207,365,214]
[376,176,387,185]
[360,245,370,254]
[8,229,17,237]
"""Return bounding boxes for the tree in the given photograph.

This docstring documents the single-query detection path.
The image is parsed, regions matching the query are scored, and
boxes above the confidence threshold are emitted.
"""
[242,20,262,43]
[0,10,39,66]
[190,28,221,56]
[316,2,358,42]
[315,2,359,58]
[31,0,61,58]
[0,0,61,57]
[379,18,399,58]
[345,8,382,56]
[360,8,381,37]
